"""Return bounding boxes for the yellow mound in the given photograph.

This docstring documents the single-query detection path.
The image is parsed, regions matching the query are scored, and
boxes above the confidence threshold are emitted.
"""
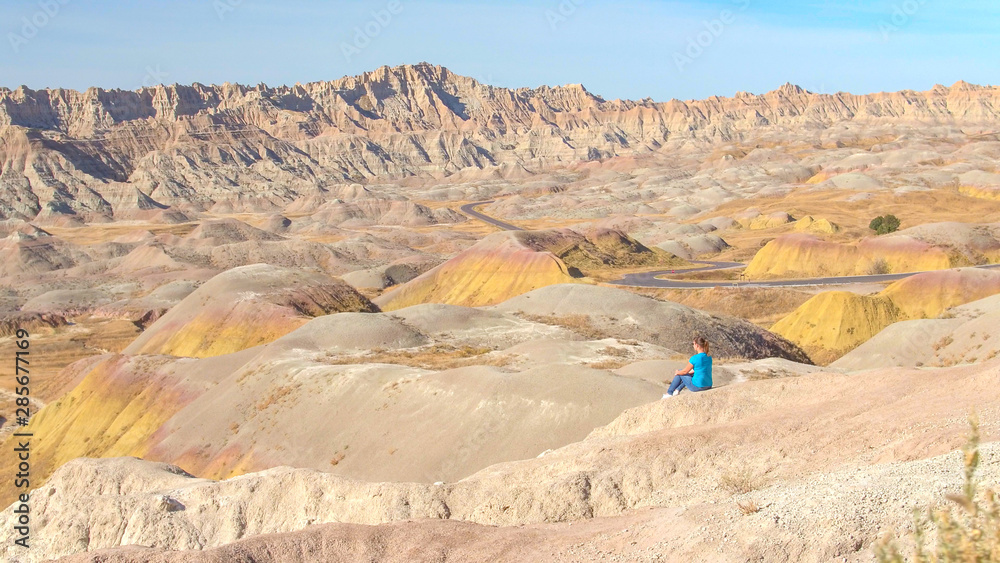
[745,234,952,280]
[375,229,680,311]
[375,232,579,310]
[771,269,1000,364]
[0,353,217,503]
[793,216,839,234]
[130,305,310,358]
[959,185,1000,201]
[770,292,903,364]
[880,268,1000,319]
[748,213,794,230]
[733,211,794,231]
[125,264,376,358]
[805,171,833,184]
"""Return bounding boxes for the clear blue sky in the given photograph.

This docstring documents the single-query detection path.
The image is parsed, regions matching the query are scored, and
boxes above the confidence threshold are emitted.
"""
[2,0,998,101]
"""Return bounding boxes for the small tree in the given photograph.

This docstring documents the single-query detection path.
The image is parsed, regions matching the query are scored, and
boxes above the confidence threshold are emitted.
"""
[884,215,901,233]
[870,215,901,235]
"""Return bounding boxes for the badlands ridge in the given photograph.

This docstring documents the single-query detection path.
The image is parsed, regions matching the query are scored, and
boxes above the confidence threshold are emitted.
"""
[0,65,999,561]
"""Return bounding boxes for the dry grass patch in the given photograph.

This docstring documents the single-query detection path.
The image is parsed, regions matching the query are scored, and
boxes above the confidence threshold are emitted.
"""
[697,185,1000,271]
[934,336,955,351]
[584,345,637,370]
[664,268,742,282]
[737,499,762,515]
[877,417,1000,562]
[329,450,346,467]
[706,186,1000,249]
[744,368,798,381]
[720,467,766,495]
[631,287,813,328]
[599,345,631,357]
[867,257,892,276]
[256,385,296,411]
[585,359,632,370]
[517,313,614,340]
[44,222,198,244]
[324,344,512,370]
[0,317,143,424]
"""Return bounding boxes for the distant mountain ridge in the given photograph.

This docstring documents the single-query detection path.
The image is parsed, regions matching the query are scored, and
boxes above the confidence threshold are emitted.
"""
[1,62,998,221]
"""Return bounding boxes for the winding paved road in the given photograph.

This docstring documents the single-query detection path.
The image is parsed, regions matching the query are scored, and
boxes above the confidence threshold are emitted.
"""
[459,201,524,231]
[609,265,1000,289]
[458,200,1000,289]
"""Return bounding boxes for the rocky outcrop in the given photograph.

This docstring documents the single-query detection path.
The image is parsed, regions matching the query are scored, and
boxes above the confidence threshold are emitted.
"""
[2,64,998,220]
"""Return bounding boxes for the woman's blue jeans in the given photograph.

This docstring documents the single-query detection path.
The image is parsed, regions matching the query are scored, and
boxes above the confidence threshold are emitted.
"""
[667,375,709,394]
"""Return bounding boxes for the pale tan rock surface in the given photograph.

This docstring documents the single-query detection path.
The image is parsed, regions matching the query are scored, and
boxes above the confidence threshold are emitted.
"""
[47,444,1000,562]
[3,360,997,563]
[4,283,805,501]
[3,65,1000,221]
[833,292,1000,370]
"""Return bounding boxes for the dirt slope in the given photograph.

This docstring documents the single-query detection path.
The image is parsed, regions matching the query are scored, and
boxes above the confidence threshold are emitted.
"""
[4,360,997,563]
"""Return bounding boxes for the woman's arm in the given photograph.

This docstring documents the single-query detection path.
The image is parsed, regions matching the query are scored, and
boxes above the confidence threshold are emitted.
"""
[675,363,694,376]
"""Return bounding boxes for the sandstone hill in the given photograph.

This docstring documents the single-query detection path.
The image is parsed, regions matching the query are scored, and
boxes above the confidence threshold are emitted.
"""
[772,268,1000,363]
[3,66,1000,563]
[833,290,1000,370]
[123,263,376,358]
[0,284,804,509]
[375,227,680,310]
[4,359,997,563]
[2,65,999,221]
[744,233,953,279]
[374,230,581,310]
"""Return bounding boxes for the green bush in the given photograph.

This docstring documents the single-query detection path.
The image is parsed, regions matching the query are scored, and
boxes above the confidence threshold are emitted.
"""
[870,215,902,235]
[876,416,1000,562]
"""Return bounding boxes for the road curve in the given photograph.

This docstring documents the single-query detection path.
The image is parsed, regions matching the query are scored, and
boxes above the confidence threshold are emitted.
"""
[457,200,1000,289]
[459,201,523,231]
[609,264,1000,289]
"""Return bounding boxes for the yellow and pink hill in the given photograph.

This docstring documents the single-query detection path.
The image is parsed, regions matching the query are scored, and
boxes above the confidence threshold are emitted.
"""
[771,268,1000,363]
[125,264,376,358]
[375,228,681,310]
[745,233,953,279]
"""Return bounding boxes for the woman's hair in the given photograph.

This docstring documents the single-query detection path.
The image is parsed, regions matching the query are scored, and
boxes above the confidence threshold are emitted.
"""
[694,336,710,355]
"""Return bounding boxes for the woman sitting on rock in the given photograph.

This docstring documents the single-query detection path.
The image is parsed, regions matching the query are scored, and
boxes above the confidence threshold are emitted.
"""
[663,336,713,398]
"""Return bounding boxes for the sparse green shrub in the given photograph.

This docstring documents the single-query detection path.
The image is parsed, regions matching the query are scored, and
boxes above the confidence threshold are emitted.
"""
[876,416,1000,562]
[870,215,902,235]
